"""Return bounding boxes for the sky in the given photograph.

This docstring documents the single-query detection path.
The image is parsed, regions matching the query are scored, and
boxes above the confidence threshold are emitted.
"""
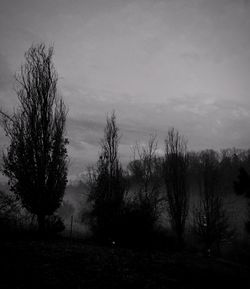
[0,0,250,180]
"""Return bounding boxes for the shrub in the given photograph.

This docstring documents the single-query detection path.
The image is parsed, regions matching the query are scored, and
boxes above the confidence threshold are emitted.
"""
[112,199,158,249]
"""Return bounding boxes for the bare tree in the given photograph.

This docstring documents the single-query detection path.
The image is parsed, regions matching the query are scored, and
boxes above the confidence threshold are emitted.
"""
[0,43,68,233]
[193,150,230,255]
[163,128,189,247]
[128,135,163,222]
[87,111,125,240]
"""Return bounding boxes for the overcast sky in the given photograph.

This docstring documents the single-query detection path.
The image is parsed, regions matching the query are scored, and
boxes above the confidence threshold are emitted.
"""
[0,0,250,180]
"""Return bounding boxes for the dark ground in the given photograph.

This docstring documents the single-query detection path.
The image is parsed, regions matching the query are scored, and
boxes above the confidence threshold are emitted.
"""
[0,237,249,289]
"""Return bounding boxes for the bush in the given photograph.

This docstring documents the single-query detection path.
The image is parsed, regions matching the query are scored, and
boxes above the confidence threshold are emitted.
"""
[0,190,21,234]
[112,199,158,249]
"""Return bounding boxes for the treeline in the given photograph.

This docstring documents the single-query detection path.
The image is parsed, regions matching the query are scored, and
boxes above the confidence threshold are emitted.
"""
[82,111,250,254]
[0,43,250,256]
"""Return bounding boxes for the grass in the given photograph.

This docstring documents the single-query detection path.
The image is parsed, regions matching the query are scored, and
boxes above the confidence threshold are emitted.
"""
[0,236,250,289]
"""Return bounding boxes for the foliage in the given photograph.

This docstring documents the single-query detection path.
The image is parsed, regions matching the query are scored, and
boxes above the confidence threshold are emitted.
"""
[86,112,126,241]
[110,197,159,248]
[0,43,68,233]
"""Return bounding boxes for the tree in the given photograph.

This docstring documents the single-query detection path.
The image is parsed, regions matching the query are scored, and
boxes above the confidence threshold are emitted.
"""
[128,136,163,223]
[87,111,125,240]
[193,150,230,255]
[234,167,250,198]
[0,43,68,233]
[123,135,164,247]
[163,128,189,247]
[234,166,250,233]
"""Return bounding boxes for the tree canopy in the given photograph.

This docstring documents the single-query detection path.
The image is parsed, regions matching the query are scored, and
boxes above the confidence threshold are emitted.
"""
[0,43,68,232]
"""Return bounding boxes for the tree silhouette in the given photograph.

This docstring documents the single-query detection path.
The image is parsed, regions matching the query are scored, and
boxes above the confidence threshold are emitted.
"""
[121,135,163,247]
[163,128,189,247]
[128,136,163,224]
[234,166,250,233]
[87,111,125,241]
[234,167,250,198]
[193,150,230,255]
[0,43,68,233]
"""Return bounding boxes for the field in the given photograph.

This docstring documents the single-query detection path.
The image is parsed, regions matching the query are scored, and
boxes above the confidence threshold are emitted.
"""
[0,237,250,289]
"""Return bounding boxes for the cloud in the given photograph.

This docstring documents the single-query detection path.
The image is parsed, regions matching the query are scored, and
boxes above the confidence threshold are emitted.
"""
[1,0,250,179]
[0,53,12,92]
